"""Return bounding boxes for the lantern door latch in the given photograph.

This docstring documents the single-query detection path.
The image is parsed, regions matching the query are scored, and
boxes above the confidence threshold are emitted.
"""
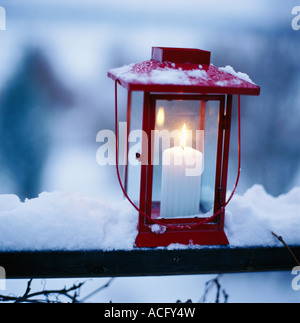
[221,115,230,131]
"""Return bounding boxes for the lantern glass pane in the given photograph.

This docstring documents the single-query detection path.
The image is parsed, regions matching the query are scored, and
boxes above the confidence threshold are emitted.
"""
[150,98,219,219]
[126,91,144,205]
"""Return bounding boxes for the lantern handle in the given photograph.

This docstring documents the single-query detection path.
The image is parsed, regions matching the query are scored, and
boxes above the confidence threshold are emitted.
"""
[114,79,241,230]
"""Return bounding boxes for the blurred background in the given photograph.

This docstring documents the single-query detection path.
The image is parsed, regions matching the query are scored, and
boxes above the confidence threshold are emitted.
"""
[0,0,299,303]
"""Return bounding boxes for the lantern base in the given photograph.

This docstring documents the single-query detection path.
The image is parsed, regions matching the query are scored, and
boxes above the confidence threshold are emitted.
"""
[135,230,229,248]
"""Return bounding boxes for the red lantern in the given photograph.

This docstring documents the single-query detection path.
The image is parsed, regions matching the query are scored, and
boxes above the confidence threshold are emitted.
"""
[108,47,260,248]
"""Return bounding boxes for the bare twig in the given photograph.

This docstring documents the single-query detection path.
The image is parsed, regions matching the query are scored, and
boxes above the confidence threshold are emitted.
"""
[0,277,116,304]
[222,289,229,304]
[272,232,300,267]
[199,274,228,303]
[0,280,86,303]
[79,278,115,303]
[14,279,33,303]
[214,277,221,304]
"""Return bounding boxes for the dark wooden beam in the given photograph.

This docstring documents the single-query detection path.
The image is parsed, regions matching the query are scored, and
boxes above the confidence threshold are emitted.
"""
[0,246,299,279]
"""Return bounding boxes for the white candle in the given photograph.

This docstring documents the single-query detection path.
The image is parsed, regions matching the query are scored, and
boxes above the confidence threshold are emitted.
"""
[160,125,203,218]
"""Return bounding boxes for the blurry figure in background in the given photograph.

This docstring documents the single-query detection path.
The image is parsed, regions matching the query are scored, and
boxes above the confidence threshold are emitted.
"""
[0,47,73,200]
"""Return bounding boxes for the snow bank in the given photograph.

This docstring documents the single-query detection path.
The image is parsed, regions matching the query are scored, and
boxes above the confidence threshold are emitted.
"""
[0,192,138,251]
[0,184,299,251]
[225,185,300,247]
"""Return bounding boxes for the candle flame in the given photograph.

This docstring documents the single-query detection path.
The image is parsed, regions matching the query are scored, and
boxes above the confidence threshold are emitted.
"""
[156,107,165,127]
[180,124,187,150]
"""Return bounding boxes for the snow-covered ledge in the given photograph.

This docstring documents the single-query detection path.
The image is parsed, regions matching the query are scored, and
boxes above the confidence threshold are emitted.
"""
[0,185,299,251]
[0,185,299,278]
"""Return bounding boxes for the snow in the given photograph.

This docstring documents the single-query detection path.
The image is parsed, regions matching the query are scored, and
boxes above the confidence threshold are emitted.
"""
[109,60,259,92]
[226,185,300,247]
[109,61,208,85]
[0,192,138,251]
[0,184,299,251]
[219,65,255,85]
[150,67,207,85]
[151,224,167,235]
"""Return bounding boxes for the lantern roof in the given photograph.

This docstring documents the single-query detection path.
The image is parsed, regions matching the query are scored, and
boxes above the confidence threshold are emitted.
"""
[108,47,260,96]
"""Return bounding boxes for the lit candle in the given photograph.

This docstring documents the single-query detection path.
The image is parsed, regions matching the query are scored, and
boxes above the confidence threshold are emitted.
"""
[160,124,203,218]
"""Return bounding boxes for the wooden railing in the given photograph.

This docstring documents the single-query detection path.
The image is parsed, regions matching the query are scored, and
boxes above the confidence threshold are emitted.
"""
[1,246,299,279]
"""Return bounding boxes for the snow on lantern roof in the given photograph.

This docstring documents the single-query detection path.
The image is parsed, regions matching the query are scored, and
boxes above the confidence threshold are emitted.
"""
[108,47,260,96]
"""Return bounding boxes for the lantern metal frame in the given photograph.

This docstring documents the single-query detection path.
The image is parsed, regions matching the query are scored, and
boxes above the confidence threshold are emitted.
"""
[109,47,260,248]
[133,93,231,247]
